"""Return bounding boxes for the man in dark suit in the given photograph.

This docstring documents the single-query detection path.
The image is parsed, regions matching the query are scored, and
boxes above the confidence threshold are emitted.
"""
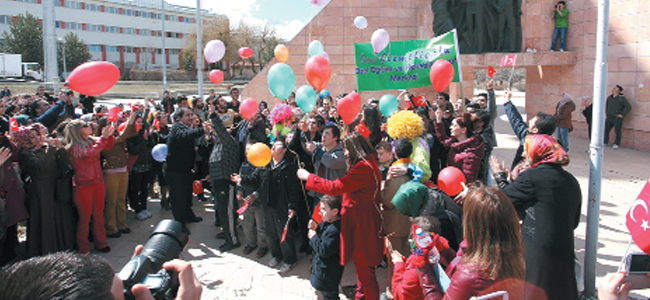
[164,107,212,234]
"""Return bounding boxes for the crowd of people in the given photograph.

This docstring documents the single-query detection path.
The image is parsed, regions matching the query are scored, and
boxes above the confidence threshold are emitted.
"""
[0,80,590,300]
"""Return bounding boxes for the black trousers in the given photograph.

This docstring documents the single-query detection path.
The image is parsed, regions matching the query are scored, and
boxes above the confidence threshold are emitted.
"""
[213,180,239,245]
[128,170,150,214]
[264,206,296,264]
[604,117,623,145]
[165,171,197,226]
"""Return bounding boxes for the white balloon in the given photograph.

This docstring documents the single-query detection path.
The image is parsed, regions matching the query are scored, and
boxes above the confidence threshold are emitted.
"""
[204,40,226,63]
[354,16,368,29]
[321,51,330,62]
[311,0,328,7]
[371,29,390,54]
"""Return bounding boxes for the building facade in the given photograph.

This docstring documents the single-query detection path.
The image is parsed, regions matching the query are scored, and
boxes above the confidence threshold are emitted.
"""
[0,0,226,73]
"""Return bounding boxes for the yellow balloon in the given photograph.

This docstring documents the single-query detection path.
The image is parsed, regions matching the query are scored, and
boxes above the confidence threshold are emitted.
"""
[274,44,289,63]
[247,143,272,167]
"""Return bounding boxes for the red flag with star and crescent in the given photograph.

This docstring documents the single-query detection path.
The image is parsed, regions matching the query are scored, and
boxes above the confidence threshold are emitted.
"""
[9,117,18,132]
[626,180,650,255]
[500,55,517,68]
[487,66,497,78]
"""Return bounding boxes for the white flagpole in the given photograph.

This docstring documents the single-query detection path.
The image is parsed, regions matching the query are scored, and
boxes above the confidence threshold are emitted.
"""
[507,54,517,90]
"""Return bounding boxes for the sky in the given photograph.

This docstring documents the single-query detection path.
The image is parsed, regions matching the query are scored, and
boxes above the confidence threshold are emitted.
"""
[165,0,329,41]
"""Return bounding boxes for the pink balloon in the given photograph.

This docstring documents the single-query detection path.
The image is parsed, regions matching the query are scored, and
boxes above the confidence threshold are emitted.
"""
[305,55,331,91]
[238,47,254,59]
[66,61,120,96]
[240,98,258,120]
[204,40,226,63]
[209,70,224,84]
[321,51,330,62]
[311,0,328,6]
[371,29,390,54]
[337,92,362,125]
[429,60,455,92]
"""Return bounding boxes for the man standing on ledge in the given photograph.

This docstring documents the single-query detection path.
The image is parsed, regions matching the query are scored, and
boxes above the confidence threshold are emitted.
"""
[164,107,212,234]
[604,85,631,149]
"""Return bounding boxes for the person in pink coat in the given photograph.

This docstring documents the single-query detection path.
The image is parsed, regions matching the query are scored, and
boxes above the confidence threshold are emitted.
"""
[298,132,384,300]
[64,119,115,254]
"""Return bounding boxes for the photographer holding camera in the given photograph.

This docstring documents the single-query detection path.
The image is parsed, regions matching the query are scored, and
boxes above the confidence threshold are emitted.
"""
[0,220,202,300]
[550,1,569,52]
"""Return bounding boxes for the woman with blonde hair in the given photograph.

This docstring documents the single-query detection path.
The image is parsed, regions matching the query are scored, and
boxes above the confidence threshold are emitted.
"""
[65,119,115,253]
[418,183,526,300]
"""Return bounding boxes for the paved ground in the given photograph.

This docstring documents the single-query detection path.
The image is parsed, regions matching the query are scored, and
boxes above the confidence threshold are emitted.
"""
[96,92,650,299]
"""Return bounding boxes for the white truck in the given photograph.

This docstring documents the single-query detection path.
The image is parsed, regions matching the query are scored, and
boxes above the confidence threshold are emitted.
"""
[0,53,43,81]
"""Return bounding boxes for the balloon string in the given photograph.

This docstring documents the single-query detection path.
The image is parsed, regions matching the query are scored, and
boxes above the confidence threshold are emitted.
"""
[286,145,313,218]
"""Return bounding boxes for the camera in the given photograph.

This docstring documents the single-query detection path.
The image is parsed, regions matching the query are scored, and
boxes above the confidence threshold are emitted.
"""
[118,220,189,300]
[623,252,650,289]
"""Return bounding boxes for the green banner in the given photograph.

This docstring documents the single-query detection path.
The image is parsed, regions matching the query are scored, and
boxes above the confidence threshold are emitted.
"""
[354,29,462,92]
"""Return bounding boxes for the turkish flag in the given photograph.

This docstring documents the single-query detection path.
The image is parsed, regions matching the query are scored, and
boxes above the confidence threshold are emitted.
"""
[356,122,371,139]
[236,203,248,214]
[280,217,291,243]
[108,106,121,122]
[312,202,323,224]
[9,117,18,132]
[487,66,497,78]
[626,180,650,255]
[500,55,517,68]
[192,180,203,195]
[153,119,160,131]
[412,95,427,107]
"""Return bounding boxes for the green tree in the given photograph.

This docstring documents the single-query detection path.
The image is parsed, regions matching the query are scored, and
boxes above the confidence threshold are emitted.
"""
[180,50,195,71]
[57,32,92,73]
[0,12,43,64]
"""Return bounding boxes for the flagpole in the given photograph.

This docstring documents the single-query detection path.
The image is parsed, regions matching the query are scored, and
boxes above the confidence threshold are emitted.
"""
[507,55,517,90]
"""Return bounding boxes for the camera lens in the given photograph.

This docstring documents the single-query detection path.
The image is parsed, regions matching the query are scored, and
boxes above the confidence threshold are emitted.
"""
[139,220,189,270]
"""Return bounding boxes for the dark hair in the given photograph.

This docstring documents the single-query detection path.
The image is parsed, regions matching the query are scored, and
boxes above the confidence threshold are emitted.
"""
[454,113,481,137]
[323,124,341,142]
[477,93,488,101]
[0,252,115,300]
[176,95,188,104]
[26,101,42,118]
[342,132,376,167]
[534,112,557,135]
[94,105,105,114]
[473,109,491,126]
[321,195,342,216]
[230,87,239,95]
[94,116,109,136]
[323,95,333,102]
[173,107,193,121]
[616,85,623,93]
[394,138,413,159]
[375,140,392,152]
[311,115,326,128]
[462,183,525,281]
[558,1,566,5]
[438,92,449,101]
[413,216,441,234]
[362,105,382,147]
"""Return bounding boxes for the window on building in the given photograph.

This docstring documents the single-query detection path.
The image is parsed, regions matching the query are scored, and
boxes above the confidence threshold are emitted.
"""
[66,22,79,30]
[0,15,10,24]
[106,26,119,33]
[15,0,38,3]
[64,1,83,9]
[156,49,162,55]
[123,28,136,35]
[106,6,119,14]
[87,24,102,32]
[153,13,162,19]
[89,45,102,52]
[169,49,180,55]
[85,4,99,11]
[123,9,135,16]
[55,21,61,28]
[124,46,136,53]
[106,46,119,52]
[153,30,162,37]
[139,29,150,36]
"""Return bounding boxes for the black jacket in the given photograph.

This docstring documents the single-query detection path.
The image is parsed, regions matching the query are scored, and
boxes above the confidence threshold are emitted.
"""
[240,158,300,211]
[309,219,344,292]
[164,123,204,173]
[208,112,240,181]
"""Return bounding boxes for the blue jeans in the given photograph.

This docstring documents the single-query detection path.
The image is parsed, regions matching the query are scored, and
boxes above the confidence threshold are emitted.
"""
[556,127,569,152]
[551,27,567,51]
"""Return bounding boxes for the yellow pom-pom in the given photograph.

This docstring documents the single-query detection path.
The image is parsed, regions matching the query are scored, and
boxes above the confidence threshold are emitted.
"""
[387,110,424,140]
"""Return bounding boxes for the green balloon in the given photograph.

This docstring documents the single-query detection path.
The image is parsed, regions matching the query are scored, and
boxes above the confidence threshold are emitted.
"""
[295,85,317,113]
[267,63,296,100]
[379,94,399,117]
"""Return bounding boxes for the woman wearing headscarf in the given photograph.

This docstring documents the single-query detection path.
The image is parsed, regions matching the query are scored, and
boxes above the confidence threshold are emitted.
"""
[492,134,581,300]
[15,125,75,257]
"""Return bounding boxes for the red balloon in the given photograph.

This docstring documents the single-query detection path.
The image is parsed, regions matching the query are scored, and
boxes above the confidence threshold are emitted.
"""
[337,92,362,125]
[305,55,331,91]
[437,167,466,196]
[209,69,224,84]
[238,47,254,59]
[429,59,455,93]
[66,61,120,96]
[240,98,258,120]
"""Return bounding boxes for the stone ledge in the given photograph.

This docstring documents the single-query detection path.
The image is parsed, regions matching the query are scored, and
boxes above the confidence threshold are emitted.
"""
[460,51,578,68]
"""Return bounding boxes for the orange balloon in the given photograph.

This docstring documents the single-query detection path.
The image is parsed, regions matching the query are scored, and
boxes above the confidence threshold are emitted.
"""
[274,44,289,62]
[247,142,272,167]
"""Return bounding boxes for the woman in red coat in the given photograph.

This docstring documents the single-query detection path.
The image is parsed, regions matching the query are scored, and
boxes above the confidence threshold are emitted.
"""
[432,110,484,184]
[298,132,384,300]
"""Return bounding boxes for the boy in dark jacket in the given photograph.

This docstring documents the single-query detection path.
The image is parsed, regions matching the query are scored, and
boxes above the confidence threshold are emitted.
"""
[307,195,344,300]
[236,140,268,258]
